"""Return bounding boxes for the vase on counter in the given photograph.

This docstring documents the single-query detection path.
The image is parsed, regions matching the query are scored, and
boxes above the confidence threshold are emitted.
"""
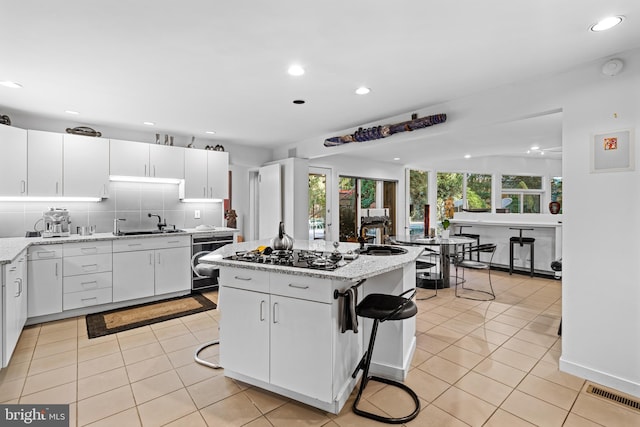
[441,230,450,239]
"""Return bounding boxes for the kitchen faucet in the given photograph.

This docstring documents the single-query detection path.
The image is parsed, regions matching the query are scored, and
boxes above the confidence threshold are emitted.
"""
[148,213,166,230]
[113,218,126,235]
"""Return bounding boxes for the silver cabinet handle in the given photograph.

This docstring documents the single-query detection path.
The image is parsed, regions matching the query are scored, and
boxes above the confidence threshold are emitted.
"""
[81,280,98,289]
[36,250,56,258]
[128,243,142,247]
[14,279,21,297]
[21,180,26,194]
[168,240,180,244]
[209,187,213,198]
[203,187,206,197]
[260,300,265,321]
[80,247,98,254]
[149,253,153,265]
[233,276,252,281]
[157,253,161,264]
[272,302,279,324]
[145,164,147,176]
[81,264,98,272]
[81,297,98,305]
[55,262,58,277]
[56,182,59,194]
[288,283,309,289]
[153,165,156,177]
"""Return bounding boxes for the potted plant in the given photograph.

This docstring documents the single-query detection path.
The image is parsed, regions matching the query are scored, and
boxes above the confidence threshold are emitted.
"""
[441,218,451,239]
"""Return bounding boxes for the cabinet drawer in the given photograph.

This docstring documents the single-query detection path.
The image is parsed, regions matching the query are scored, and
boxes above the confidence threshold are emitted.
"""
[63,240,112,257]
[63,253,112,276]
[63,287,112,310]
[28,244,62,260]
[220,267,269,293]
[270,274,333,303]
[64,271,112,294]
[112,235,190,252]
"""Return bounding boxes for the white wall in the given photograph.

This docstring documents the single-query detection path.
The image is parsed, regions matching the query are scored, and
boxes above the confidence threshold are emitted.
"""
[560,50,640,397]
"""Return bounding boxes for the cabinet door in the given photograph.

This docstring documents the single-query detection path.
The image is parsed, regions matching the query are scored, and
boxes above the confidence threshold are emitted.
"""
[112,250,155,302]
[109,139,149,177]
[150,144,184,179]
[270,295,333,401]
[219,286,270,383]
[3,253,27,367]
[27,259,63,317]
[182,149,208,199]
[207,151,228,199]
[0,125,27,196]
[154,246,190,295]
[63,134,109,197]
[27,130,63,196]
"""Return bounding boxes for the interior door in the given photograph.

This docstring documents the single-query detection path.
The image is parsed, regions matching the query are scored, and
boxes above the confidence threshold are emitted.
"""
[308,167,332,241]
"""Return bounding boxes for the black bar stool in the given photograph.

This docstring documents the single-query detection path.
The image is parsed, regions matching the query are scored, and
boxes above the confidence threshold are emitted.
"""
[351,289,420,424]
[509,227,535,277]
[454,225,480,261]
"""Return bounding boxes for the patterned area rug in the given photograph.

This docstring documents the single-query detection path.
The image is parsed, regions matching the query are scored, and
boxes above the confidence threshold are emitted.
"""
[86,293,216,338]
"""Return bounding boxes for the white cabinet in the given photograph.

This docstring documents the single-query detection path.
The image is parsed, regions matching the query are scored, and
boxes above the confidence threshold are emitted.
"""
[0,125,27,197]
[219,286,270,383]
[110,139,184,179]
[112,236,190,302]
[2,250,28,368]
[27,130,63,196]
[180,149,228,199]
[219,268,338,404]
[63,134,109,198]
[62,241,113,311]
[270,293,332,401]
[27,244,63,317]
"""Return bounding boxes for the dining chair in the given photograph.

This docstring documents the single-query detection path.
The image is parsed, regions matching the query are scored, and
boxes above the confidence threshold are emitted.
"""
[453,243,497,301]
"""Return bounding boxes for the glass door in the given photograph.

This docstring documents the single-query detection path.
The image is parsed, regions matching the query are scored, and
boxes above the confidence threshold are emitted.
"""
[308,167,332,241]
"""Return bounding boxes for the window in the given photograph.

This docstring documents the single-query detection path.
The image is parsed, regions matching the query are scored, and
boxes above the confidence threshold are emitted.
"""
[501,175,543,213]
[437,172,492,221]
[308,173,326,240]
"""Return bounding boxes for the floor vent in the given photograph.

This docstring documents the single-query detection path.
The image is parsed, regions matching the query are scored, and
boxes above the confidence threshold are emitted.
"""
[586,384,640,412]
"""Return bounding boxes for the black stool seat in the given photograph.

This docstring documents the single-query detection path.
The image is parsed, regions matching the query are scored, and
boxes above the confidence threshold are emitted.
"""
[357,293,417,321]
[510,236,536,244]
[351,290,420,424]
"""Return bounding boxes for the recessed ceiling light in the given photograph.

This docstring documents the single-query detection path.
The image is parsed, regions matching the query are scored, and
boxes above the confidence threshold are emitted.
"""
[65,110,79,115]
[464,154,471,159]
[531,145,540,150]
[355,87,371,95]
[205,131,216,135]
[590,16,624,32]
[0,81,23,89]
[292,99,306,104]
[143,121,155,126]
[287,65,305,76]
[393,157,400,161]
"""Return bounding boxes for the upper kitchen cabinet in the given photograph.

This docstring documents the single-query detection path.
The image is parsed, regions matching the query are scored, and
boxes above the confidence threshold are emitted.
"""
[110,139,184,179]
[0,125,27,196]
[63,134,109,198]
[27,130,63,196]
[180,149,228,200]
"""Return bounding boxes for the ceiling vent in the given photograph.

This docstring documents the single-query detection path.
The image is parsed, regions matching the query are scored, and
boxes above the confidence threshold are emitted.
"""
[602,59,624,76]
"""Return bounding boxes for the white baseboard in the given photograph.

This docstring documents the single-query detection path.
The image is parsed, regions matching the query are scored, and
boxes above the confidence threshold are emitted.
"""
[560,356,640,398]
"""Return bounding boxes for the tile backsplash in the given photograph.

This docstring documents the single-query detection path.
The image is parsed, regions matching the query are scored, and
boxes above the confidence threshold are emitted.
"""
[0,181,223,237]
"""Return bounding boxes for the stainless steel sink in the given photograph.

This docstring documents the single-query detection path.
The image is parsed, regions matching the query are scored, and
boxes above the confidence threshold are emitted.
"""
[358,245,408,256]
[114,229,186,236]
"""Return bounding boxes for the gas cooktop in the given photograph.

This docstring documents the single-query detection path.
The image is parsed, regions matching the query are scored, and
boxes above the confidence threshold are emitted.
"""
[223,249,354,271]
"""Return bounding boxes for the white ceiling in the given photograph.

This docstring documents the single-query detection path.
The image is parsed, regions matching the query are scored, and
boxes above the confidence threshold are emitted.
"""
[1,1,639,162]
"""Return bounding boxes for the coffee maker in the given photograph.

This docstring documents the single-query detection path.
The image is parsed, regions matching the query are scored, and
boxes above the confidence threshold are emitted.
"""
[42,208,71,238]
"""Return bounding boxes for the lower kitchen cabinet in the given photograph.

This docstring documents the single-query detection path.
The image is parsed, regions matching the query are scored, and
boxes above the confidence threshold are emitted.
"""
[62,241,113,311]
[219,286,270,383]
[27,244,63,317]
[2,250,28,368]
[112,236,190,302]
[219,268,336,403]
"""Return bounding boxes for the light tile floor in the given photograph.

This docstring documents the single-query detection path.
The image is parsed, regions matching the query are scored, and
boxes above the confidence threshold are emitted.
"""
[2,270,640,426]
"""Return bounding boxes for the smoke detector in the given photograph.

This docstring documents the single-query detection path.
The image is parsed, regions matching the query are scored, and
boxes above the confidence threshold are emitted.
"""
[602,59,624,76]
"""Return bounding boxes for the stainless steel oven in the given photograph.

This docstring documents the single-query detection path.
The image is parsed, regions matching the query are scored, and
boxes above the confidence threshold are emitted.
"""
[191,232,234,292]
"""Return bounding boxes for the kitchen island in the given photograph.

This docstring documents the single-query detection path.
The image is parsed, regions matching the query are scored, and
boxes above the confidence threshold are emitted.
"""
[200,240,423,414]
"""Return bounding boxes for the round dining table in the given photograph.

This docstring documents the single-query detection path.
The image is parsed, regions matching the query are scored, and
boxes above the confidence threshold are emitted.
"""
[391,234,477,288]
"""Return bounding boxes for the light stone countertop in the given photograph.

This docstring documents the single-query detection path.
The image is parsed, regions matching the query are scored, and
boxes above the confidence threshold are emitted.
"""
[0,227,238,265]
[199,240,424,282]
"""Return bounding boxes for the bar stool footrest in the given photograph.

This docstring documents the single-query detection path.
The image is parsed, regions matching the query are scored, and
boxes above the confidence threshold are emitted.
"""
[353,375,420,424]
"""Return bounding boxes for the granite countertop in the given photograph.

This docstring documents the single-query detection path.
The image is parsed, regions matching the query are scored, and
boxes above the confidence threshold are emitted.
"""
[0,227,238,265]
[450,219,563,227]
[199,240,424,282]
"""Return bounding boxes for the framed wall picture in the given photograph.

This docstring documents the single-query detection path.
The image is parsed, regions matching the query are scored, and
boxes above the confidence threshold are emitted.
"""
[591,128,635,173]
